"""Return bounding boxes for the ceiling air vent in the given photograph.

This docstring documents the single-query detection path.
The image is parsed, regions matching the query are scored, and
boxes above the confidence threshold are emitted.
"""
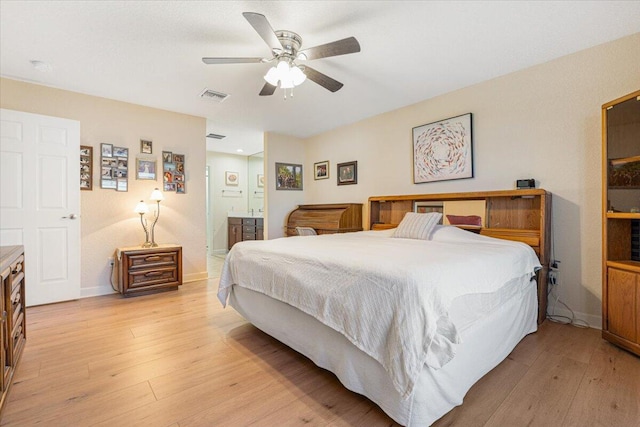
[206,133,226,140]
[199,88,229,103]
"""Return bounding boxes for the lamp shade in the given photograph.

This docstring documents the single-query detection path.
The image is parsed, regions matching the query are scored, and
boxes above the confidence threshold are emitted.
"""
[134,200,149,214]
[150,188,164,201]
[264,67,279,86]
[291,66,307,86]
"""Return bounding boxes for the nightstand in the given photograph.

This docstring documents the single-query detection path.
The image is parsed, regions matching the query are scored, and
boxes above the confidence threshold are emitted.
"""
[115,244,182,297]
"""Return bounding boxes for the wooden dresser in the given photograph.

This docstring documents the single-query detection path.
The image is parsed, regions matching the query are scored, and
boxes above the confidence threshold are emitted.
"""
[286,203,363,236]
[0,246,26,412]
[116,245,182,297]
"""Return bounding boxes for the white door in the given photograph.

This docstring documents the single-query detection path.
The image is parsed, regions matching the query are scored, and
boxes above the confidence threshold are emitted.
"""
[0,109,81,306]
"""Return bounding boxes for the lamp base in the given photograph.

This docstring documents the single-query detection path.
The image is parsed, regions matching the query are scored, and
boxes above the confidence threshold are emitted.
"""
[141,242,153,248]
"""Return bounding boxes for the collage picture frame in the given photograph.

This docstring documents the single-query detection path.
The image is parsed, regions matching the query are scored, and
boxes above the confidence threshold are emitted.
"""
[101,143,129,191]
[80,145,93,190]
[163,151,186,193]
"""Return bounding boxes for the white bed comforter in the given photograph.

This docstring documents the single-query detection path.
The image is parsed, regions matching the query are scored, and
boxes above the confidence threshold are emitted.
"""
[218,226,541,398]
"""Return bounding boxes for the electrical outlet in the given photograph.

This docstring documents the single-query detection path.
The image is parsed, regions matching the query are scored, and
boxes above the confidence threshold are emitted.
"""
[108,257,114,266]
[548,270,557,286]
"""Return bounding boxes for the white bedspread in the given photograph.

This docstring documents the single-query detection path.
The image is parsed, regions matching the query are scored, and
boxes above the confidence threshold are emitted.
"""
[218,226,541,398]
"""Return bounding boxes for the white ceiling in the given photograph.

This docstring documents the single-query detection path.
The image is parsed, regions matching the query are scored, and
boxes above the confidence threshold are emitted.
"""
[2,1,639,156]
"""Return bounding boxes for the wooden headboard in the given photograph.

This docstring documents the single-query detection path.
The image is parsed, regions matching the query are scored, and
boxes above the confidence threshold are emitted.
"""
[368,189,552,324]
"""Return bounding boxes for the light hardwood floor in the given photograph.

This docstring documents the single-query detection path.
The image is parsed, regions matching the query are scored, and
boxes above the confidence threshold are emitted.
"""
[1,280,639,426]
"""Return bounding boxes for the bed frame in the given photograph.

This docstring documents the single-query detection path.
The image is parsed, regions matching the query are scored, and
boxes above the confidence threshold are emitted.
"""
[368,189,552,324]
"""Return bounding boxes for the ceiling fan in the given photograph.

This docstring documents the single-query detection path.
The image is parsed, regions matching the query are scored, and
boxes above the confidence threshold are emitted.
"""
[202,12,361,97]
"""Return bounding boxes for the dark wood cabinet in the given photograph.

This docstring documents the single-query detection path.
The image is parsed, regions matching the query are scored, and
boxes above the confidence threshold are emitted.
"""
[0,245,26,413]
[602,90,640,356]
[116,245,182,297]
[228,217,263,249]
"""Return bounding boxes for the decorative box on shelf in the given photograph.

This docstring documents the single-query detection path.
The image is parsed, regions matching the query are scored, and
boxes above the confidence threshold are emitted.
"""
[115,244,182,297]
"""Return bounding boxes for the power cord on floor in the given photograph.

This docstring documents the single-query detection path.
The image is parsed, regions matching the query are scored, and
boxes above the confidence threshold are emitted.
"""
[109,260,119,292]
[546,282,589,328]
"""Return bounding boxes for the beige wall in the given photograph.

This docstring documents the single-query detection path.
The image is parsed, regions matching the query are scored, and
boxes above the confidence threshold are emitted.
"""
[264,132,305,239]
[0,78,207,297]
[301,33,640,325]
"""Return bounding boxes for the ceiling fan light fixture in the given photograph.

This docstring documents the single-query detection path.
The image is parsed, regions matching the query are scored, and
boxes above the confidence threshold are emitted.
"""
[264,67,280,86]
[291,66,307,86]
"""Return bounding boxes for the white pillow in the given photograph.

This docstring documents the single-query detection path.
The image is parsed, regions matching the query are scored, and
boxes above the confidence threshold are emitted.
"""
[392,212,443,240]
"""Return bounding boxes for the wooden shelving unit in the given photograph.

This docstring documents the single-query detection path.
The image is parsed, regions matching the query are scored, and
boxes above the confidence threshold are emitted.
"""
[601,90,640,356]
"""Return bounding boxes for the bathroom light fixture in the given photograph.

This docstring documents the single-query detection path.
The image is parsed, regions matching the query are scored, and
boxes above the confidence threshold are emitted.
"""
[133,188,165,247]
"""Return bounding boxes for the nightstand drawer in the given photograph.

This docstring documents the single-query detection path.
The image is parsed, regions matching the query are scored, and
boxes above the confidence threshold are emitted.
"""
[127,251,178,270]
[242,218,257,225]
[242,233,256,240]
[128,266,178,288]
[243,225,256,233]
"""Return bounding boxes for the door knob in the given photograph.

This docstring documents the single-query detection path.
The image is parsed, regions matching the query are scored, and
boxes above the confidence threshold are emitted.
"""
[62,214,78,220]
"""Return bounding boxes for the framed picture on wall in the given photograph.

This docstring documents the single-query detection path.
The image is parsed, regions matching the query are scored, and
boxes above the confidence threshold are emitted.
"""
[314,161,329,180]
[137,158,156,180]
[337,161,357,185]
[275,162,303,190]
[140,139,153,154]
[413,113,473,184]
[225,171,239,186]
[80,145,93,190]
[257,174,264,187]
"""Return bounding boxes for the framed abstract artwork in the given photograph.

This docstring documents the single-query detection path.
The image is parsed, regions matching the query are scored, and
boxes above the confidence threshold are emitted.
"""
[413,113,473,184]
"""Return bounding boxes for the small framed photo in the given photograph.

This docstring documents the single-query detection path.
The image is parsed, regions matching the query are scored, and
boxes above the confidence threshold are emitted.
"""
[337,161,357,185]
[101,143,113,158]
[113,146,128,158]
[257,174,264,188]
[173,174,184,183]
[101,179,117,189]
[164,170,173,182]
[80,145,93,191]
[101,167,113,178]
[176,182,185,194]
[173,154,184,163]
[314,161,329,180]
[162,151,172,163]
[137,158,157,180]
[225,171,239,186]
[117,159,128,169]
[275,162,303,190]
[116,178,128,192]
[176,162,184,173]
[140,139,153,154]
[164,182,177,192]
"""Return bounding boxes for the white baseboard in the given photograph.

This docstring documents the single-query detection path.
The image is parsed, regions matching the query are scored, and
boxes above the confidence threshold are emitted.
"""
[81,285,117,298]
[80,270,210,299]
[184,271,209,283]
[547,305,602,330]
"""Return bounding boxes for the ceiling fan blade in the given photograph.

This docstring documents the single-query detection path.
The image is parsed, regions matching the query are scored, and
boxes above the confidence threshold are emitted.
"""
[298,37,360,60]
[303,66,344,92]
[242,12,283,54]
[259,82,277,96]
[202,57,264,64]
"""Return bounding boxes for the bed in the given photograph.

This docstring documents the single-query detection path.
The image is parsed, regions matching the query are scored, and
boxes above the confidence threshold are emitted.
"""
[218,190,551,426]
